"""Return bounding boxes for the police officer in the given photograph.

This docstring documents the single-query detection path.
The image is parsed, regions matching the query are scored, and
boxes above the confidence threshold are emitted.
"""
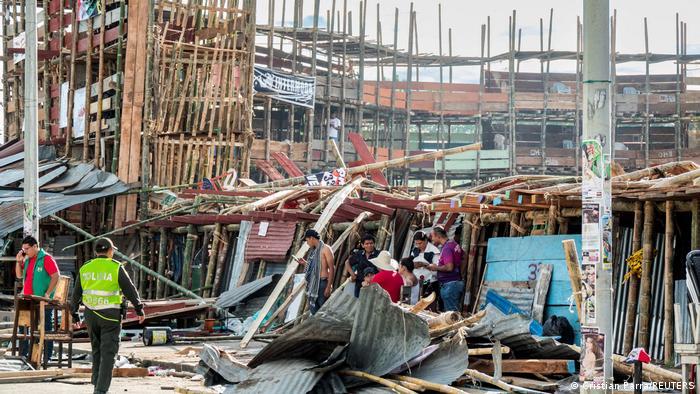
[71,238,145,394]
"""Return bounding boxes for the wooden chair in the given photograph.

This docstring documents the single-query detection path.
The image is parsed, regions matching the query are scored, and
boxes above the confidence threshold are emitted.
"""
[11,275,74,369]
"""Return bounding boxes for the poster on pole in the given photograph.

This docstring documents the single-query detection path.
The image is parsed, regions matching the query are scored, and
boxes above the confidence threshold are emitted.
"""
[581,263,597,324]
[581,139,604,201]
[580,327,605,383]
[253,65,316,108]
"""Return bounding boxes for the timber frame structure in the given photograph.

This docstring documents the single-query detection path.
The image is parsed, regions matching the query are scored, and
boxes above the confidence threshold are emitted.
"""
[248,4,700,189]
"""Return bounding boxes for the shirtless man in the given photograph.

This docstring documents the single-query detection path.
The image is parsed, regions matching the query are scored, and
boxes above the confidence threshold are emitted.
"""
[300,229,335,314]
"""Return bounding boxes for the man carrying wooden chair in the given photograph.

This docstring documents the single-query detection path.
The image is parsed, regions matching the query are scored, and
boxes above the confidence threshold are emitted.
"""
[71,237,145,394]
[15,235,61,364]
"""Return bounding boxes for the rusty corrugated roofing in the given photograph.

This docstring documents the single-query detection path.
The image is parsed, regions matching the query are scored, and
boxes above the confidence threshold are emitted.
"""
[244,221,298,263]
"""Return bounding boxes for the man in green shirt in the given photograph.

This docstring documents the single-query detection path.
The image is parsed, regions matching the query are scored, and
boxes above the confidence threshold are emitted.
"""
[15,235,60,363]
[71,238,145,394]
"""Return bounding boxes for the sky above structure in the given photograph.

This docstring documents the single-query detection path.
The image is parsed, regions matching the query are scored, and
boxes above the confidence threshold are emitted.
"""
[257,0,700,82]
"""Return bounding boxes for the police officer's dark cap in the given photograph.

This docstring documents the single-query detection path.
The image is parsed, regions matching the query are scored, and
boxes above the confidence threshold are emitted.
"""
[95,238,118,253]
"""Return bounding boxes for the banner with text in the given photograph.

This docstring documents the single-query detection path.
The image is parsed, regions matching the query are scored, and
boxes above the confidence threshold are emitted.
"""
[253,65,316,108]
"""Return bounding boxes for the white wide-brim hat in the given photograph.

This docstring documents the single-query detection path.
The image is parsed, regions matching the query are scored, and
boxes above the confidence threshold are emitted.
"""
[369,250,399,271]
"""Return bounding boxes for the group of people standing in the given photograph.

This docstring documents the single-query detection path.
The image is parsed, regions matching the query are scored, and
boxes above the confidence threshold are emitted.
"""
[300,226,465,314]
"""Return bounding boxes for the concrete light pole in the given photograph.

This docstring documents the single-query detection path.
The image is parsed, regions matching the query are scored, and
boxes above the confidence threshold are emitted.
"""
[581,0,613,391]
[23,0,39,239]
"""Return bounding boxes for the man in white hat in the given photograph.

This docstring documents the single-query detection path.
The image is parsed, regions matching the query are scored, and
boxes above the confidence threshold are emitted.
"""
[368,250,404,302]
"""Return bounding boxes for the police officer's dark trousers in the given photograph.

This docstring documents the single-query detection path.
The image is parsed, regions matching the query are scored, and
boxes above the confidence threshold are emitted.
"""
[85,308,121,394]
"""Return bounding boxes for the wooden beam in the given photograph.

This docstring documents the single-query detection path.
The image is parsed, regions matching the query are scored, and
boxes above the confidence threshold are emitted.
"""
[562,239,583,323]
[638,200,655,349]
[623,201,643,354]
[663,200,674,364]
[531,264,553,323]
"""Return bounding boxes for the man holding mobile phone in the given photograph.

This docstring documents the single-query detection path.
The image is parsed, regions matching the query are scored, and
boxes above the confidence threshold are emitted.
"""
[15,235,61,363]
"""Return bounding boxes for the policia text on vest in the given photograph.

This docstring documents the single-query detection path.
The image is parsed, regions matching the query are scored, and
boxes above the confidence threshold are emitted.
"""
[71,238,145,394]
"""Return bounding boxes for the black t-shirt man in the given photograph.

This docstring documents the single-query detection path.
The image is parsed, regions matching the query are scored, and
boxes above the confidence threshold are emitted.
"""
[344,236,379,298]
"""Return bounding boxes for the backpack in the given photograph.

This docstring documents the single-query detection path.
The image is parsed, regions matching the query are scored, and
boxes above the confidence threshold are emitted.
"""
[542,315,575,344]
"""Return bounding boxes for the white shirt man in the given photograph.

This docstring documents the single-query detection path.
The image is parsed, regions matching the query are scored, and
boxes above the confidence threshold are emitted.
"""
[327,116,341,141]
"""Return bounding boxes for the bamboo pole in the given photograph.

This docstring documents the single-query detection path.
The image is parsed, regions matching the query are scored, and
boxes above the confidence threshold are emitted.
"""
[663,201,674,364]
[390,375,467,394]
[622,201,643,354]
[403,6,414,186]
[638,200,655,349]
[203,223,222,298]
[463,369,514,392]
[50,214,207,302]
[156,227,168,298]
[339,370,416,394]
[248,143,481,190]
[212,228,230,297]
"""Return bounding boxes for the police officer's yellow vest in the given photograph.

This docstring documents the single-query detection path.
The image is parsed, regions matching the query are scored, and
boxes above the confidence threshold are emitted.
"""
[79,258,122,310]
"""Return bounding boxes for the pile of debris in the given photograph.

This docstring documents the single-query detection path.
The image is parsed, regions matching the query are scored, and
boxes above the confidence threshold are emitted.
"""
[193,284,588,393]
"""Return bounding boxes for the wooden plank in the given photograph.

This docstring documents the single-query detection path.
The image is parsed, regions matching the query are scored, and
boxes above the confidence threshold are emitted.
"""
[562,240,583,323]
[531,264,553,323]
[115,0,148,227]
[470,359,576,375]
[347,132,388,186]
[239,177,365,348]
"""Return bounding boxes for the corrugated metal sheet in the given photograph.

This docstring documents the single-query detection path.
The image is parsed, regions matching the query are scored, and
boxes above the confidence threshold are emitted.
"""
[0,182,128,237]
[406,328,469,385]
[227,359,323,394]
[611,229,667,360]
[199,344,250,383]
[227,221,253,291]
[215,275,276,309]
[309,372,346,394]
[470,306,579,360]
[347,284,430,376]
[244,221,297,263]
[249,286,358,367]
[0,144,129,238]
[43,163,94,189]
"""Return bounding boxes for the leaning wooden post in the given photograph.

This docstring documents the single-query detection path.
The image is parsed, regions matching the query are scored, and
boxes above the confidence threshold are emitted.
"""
[663,201,674,364]
[562,239,583,323]
[623,201,644,354]
[638,200,655,350]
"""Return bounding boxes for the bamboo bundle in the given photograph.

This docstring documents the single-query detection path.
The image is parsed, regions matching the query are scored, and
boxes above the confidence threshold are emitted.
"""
[427,312,462,329]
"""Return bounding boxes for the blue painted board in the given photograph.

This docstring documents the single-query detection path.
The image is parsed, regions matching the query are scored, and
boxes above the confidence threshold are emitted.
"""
[484,235,583,344]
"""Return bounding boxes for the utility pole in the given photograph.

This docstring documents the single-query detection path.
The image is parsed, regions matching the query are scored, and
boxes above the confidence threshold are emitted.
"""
[23,0,39,239]
[581,0,612,392]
